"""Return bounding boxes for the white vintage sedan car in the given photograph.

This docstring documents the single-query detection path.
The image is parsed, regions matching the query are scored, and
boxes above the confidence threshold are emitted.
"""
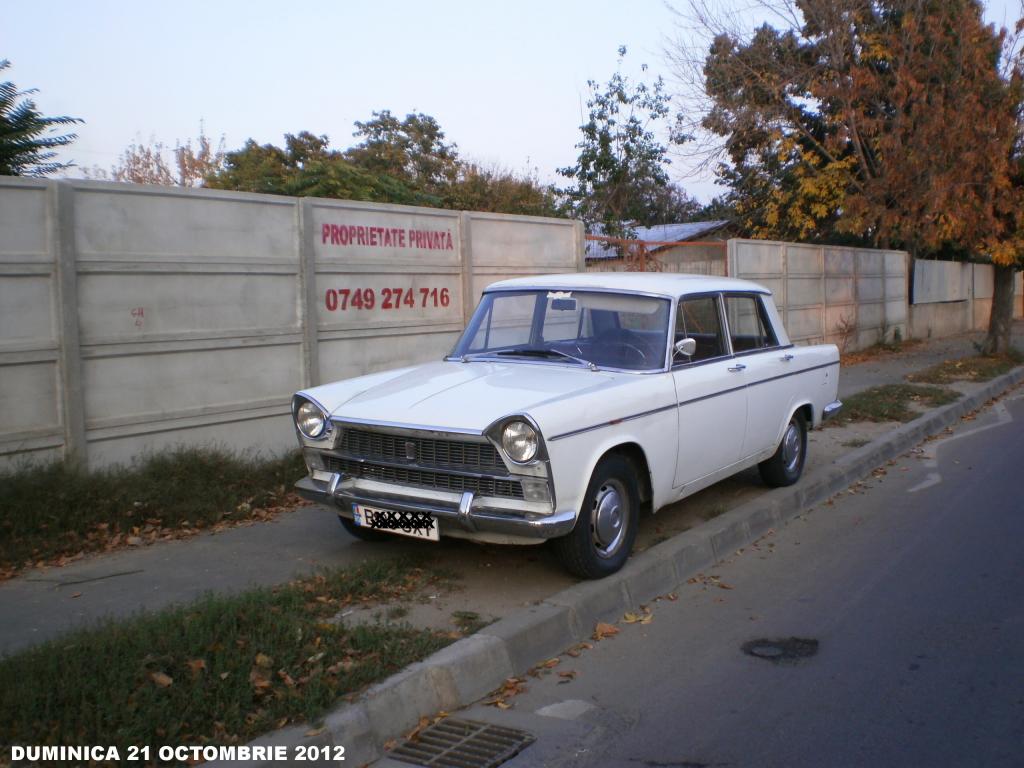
[292,273,841,578]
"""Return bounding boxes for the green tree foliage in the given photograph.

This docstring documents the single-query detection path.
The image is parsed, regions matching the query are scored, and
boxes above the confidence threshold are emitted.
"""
[0,60,82,176]
[206,118,564,217]
[444,162,563,218]
[559,47,690,237]
[698,0,1023,352]
[204,131,431,205]
[345,110,460,197]
[644,182,706,225]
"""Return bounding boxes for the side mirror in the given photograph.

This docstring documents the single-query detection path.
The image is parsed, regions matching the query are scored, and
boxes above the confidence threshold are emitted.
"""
[674,337,697,358]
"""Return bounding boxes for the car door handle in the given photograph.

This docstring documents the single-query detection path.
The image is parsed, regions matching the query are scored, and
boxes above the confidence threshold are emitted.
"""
[781,354,795,362]
[728,363,747,372]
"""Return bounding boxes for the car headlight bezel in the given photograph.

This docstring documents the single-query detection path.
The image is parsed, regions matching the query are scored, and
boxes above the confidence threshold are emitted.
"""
[294,397,330,440]
[501,419,539,464]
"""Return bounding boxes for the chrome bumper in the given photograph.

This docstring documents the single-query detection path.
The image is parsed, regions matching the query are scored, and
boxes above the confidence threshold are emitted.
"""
[295,474,577,540]
[822,400,843,422]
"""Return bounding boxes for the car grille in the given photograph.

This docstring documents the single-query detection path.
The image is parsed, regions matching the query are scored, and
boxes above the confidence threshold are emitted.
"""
[325,456,525,499]
[338,427,506,471]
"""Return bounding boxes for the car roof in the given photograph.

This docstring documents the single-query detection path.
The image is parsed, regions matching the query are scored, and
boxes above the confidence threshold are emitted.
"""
[485,272,771,297]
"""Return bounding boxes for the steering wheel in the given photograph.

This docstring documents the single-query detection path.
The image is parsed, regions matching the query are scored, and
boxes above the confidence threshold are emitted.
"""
[605,341,648,368]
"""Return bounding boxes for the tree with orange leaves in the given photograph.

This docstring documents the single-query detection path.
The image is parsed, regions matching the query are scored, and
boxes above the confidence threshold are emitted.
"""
[698,0,1023,352]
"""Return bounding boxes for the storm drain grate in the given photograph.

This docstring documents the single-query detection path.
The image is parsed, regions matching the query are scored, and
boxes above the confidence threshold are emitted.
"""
[390,717,535,768]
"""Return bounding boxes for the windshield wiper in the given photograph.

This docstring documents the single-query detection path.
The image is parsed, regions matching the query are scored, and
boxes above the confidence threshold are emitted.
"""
[490,346,598,371]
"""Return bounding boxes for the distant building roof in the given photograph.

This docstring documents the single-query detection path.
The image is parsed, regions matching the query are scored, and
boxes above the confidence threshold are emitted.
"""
[585,220,731,260]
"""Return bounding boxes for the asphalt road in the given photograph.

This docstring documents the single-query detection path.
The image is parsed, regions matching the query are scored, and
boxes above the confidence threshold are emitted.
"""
[431,386,1024,768]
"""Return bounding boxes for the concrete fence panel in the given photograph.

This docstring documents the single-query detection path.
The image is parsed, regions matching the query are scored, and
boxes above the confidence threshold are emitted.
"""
[311,199,465,385]
[0,180,582,469]
[465,212,584,309]
[68,183,306,467]
[728,239,908,350]
[0,178,64,465]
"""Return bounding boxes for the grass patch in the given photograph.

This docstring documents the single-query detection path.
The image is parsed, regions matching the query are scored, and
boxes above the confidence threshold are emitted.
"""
[0,447,306,576]
[450,610,488,635]
[838,384,960,423]
[841,338,923,365]
[0,558,455,755]
[906,351,1023,385]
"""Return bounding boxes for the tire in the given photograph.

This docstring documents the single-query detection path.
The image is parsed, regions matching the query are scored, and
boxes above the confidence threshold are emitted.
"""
[338,514,389,542]
[758,411,807,487]
[553,454,639,579]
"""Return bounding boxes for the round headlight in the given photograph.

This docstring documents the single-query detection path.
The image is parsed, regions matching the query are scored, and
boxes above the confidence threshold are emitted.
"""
[502,420,538,463]
[296,400,328,439]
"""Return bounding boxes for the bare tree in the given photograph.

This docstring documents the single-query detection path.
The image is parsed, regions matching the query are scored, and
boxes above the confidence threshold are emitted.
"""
[83,126,225,187]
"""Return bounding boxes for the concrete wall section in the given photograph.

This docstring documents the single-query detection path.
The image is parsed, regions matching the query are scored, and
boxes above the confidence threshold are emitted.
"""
[913,259,969,304]
[728,239,908,351]
[0,181,582,469]
[311,200,465,384]
[0,178,64,465]
[466,213,584,312]
[67,183,305,467]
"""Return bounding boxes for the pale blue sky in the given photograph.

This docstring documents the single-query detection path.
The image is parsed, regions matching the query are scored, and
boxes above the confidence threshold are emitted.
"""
[4,0,1022,201]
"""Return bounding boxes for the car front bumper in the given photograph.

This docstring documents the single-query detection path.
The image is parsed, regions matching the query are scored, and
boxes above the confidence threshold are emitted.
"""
[295,473,577,541]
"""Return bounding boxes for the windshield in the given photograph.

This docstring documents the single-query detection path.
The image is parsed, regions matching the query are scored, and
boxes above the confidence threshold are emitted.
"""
[450,289,671,371]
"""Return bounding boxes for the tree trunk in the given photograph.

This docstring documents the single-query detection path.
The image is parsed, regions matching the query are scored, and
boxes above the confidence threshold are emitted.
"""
[981,264,1017,354]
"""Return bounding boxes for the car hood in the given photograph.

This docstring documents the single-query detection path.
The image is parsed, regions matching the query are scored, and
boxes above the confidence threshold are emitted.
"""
[299,359,632,433]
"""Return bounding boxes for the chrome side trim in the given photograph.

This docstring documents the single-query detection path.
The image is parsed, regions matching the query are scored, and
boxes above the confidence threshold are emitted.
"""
[548,402,677,441]
[548,359,842,441]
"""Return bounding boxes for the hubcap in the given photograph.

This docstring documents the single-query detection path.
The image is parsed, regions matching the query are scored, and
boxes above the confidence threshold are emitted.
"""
[782,421,802,473]
[591,480,627,558]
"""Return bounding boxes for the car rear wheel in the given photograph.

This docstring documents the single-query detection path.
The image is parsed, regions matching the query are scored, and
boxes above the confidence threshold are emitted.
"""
[758,411,807,487]
[554,454,639,579]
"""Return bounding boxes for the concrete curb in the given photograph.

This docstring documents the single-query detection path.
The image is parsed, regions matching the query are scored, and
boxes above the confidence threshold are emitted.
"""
[236,367,1024,767]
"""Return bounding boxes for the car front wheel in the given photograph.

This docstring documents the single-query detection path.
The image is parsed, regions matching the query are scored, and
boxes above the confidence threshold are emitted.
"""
[758,411,807,487]
[554,454,639,579]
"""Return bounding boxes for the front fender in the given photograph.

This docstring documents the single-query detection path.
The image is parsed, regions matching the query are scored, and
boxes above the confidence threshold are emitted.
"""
[546,412,677,521]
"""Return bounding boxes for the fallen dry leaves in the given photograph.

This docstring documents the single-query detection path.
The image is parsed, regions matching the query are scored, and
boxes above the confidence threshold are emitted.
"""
[484,677,527,709]
[687,573,734,591]
[566,642,593,658]
[623,607,653,625]
[592,622,619,641]
[2,494,312,583]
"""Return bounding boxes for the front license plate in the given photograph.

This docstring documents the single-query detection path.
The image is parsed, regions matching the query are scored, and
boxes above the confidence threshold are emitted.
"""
[352,504,440,542]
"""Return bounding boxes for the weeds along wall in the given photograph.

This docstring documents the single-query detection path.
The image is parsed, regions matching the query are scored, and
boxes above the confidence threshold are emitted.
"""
[0,178,583,469]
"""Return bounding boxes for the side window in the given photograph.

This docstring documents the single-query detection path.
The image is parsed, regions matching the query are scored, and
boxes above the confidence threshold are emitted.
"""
[724,294,778,352]
[675,295,725,363]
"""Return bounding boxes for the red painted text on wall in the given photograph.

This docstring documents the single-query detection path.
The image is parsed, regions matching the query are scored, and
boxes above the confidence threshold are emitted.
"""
[321,224,454,251]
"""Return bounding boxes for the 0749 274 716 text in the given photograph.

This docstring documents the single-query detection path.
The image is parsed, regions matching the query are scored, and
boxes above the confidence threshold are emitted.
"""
[324,286,450,311]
